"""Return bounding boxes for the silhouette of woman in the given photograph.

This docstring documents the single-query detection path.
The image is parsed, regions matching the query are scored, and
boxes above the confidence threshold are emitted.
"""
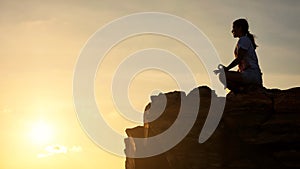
[215,18,263,93]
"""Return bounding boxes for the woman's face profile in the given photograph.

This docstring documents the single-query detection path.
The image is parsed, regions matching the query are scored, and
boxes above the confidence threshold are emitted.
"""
[231,25,242,38]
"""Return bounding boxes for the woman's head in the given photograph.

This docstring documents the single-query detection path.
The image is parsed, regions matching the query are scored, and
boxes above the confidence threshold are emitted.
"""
[232,18,249,36]
[232,18,258,49]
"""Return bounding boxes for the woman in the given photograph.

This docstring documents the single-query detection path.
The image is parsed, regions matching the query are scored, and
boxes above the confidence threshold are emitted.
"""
[217,18,263,93]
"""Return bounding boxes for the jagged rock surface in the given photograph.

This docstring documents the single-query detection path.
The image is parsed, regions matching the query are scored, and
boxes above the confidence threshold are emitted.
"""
[125,86,300,169]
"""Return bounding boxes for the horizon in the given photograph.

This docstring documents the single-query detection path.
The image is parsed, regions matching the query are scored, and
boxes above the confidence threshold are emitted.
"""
[0,0,299,169]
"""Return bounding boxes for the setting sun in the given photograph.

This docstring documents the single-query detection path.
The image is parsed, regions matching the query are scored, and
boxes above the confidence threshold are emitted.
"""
[29,121,54,145]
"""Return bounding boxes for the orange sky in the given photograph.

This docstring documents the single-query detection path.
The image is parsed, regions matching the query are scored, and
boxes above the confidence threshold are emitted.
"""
[0,0,299,168]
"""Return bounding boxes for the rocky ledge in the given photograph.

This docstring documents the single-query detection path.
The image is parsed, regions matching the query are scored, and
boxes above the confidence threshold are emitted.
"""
[124,86,300,169]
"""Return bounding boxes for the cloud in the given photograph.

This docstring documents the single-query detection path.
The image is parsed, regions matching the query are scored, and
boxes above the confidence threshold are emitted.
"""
[37,144,82,158]
[45,144,68,154]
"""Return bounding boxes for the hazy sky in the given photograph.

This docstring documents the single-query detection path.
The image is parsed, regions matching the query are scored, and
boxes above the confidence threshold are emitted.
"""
[0,0,299,169]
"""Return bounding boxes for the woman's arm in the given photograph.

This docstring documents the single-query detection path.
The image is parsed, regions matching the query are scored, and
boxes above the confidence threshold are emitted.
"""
[224,48,247,71]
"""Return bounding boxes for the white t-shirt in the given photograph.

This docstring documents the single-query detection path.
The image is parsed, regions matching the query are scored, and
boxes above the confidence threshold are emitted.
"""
[235,36,261,73]
[234,36,262,84]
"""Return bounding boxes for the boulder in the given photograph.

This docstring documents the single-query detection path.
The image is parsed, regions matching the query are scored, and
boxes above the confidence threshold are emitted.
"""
[125,86,300,169]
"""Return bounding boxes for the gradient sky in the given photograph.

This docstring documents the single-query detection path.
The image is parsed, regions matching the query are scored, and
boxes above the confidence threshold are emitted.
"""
[0,0,299,169]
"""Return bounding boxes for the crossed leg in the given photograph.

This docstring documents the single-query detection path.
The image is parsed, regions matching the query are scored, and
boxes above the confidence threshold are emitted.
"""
[219,71,245,92]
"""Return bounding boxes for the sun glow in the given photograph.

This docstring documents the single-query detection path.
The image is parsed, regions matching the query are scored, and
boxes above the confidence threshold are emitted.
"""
[29,121,54,145]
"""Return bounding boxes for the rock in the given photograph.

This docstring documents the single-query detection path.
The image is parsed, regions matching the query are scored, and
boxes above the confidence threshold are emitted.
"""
[272,87,300,113]
[124,86,300,169]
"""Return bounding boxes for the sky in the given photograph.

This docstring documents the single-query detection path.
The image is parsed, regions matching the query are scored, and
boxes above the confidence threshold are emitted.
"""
[0,0,299,169]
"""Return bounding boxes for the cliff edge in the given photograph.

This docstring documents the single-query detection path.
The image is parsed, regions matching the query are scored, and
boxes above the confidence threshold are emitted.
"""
[125,86,300,169]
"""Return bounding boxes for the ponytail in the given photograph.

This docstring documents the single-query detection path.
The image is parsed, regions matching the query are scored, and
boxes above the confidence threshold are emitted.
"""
[246,31,258,49]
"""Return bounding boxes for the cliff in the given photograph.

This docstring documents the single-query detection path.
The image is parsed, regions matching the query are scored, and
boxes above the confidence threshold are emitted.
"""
[124,86,300,169]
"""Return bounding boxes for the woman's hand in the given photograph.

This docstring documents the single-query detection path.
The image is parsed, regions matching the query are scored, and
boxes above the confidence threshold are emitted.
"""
[219,64,229,71]
[214,64,228,74]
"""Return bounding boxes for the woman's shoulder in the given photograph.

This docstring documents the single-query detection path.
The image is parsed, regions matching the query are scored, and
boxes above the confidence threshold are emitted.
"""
[238,36,251,49]
[239,35,251,42]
